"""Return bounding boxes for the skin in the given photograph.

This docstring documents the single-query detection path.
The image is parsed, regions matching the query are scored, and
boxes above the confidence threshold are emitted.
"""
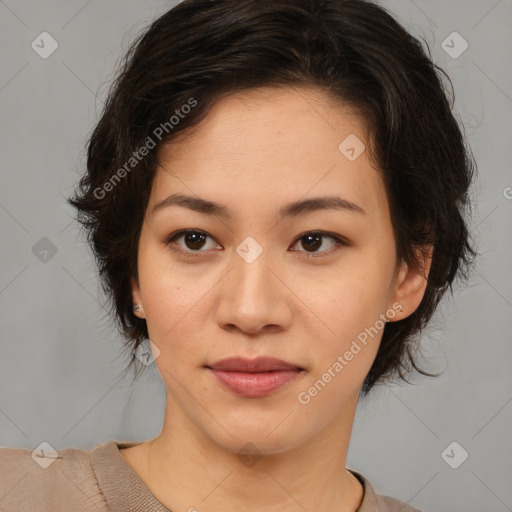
[122,85,432,512]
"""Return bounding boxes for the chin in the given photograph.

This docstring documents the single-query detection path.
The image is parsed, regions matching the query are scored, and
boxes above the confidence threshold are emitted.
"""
[206,419,309,457]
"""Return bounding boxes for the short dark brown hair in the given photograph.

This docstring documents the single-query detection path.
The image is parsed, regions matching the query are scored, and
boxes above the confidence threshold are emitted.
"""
[67,0,477,396]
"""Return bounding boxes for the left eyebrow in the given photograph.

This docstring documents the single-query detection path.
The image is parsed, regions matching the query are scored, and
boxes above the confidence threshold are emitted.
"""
[151,193,366,218]
[279,196,366,217]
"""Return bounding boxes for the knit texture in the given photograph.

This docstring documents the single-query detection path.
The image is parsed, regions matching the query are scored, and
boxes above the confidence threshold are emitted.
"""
[0,440,423,511]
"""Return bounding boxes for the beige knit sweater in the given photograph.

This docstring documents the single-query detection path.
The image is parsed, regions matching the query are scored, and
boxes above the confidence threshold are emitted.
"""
[0,440,422,511]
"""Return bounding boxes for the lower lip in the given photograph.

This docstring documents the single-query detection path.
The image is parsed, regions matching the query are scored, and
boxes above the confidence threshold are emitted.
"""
[207,368,302,398]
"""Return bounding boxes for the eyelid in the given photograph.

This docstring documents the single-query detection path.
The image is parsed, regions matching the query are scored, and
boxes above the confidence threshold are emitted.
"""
[165,229,349,258]
[165,229,220,258]
[290,230,350,258]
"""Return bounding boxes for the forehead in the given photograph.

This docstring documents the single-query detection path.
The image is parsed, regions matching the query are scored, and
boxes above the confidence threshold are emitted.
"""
[167,85,367,156]
[150,86,388,220]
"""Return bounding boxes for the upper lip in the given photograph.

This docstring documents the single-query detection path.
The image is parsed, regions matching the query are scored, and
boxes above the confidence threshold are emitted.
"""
[206,356,303,372]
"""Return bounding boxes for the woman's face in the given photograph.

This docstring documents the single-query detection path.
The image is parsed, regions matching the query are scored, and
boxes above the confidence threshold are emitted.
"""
[132,86,426,455]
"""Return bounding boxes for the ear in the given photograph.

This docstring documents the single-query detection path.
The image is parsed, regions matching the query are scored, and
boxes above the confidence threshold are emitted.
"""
[387,245,433,321]
[131,276,146,319]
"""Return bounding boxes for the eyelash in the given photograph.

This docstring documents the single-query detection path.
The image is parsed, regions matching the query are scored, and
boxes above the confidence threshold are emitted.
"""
[164,229,349,259]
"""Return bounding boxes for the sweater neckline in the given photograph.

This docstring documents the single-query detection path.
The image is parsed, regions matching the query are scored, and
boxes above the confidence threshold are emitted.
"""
[90,440,379,512]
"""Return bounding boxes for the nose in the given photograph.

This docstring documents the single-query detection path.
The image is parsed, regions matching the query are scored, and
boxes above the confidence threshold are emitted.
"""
[214,250,293,336]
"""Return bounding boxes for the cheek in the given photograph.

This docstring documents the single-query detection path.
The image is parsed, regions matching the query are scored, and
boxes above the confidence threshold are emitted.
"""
[137,240,207,326]
[138,265,223,378]
[299,264,390,338]
[294,264,392,385]
[295,282,385,411]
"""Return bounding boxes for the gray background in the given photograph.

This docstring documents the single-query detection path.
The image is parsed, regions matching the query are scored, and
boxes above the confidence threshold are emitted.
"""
[1,1,511,511]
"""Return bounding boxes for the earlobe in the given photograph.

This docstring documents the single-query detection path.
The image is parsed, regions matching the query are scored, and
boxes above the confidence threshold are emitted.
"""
[132,303,144,316]
[131,277,145,318]
[388,245,433,321]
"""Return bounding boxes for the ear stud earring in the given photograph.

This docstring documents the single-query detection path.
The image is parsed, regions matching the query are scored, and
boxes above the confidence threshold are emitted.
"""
[132,303,143,313]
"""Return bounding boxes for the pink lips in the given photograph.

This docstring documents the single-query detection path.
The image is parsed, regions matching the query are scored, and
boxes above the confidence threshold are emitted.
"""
[206,356,304,398]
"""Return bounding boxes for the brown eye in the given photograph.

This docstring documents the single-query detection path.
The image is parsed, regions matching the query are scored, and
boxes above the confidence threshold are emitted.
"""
[165,230,221,257]
[291,231,348,258]
[300,233,323,252]
[183,231,207,250]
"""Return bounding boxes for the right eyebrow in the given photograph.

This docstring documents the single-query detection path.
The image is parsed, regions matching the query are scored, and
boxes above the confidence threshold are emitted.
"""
[151,193,366,219]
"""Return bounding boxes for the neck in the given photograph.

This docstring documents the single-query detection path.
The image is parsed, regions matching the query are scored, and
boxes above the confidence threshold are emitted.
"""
[134,390,363,512]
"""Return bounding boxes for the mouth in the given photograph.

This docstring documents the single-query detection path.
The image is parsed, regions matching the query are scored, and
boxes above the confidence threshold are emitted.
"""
[205,356,305,398]
[206,356,304,373]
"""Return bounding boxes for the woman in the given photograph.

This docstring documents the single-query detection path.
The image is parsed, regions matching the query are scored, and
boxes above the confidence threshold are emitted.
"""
[0,0,476,510]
